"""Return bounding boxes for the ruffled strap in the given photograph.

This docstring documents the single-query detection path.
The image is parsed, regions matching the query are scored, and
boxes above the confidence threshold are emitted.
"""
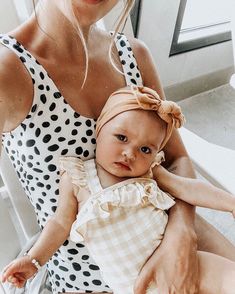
[70,179,175,243]
[151,151,165,168]
[59,157,88,193]
[144,151,165,178]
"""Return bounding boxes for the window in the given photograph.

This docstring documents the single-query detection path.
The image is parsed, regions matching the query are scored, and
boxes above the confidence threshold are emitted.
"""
[130,0,142,37]
[170,0,232,56]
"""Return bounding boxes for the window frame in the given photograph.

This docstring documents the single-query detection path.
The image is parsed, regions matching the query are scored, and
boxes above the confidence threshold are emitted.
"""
[130,0,142,37]
[169,0,232,56]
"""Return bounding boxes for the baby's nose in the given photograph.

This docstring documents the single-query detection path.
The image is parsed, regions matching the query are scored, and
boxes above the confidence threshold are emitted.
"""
[123,149,136,161]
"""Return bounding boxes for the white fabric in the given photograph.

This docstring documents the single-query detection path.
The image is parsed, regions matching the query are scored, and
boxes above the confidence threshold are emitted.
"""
[60,157,175,294]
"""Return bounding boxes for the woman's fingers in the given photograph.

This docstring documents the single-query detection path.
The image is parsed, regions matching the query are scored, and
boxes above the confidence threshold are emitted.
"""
[134,265,155,294]
[155,272,170,294]
[1,260,16,281]
[1,262,20,283]
[1,268,13,282]
[4,273,26,288]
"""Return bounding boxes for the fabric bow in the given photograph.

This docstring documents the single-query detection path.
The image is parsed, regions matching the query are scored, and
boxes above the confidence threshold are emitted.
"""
[133,86,185,129]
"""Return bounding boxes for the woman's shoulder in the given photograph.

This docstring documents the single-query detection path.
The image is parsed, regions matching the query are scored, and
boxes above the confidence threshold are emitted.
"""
[127,36,165,97]
[0,43,19,80]
[0,43,33,131]
[127,36,150,55]
[0,43,32,95]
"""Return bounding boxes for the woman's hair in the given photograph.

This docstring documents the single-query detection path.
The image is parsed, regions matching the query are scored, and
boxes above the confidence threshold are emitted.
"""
[108,0,135,75]
[65,0,135,88]
[69,0,135,87]
[33,0,135,87]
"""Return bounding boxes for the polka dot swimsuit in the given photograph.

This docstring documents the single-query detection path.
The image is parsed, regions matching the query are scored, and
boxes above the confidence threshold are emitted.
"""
[0,33,143,293]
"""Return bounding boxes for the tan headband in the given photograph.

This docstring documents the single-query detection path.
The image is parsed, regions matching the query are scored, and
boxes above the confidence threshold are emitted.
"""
[96,86,185,150]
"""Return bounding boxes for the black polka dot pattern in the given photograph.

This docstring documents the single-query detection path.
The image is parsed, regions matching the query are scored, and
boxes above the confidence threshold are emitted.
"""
[0,32,142,293]
[113,33,143,86]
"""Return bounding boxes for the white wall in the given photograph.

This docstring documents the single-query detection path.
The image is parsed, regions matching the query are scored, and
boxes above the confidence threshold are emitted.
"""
[1,0,233,93]
[0,0,37,33]
[103,0,134,37]
[0,0,20,32]
[138,0,234,88]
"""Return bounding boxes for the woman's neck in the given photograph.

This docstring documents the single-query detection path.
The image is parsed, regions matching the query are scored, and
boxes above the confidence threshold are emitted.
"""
[36,0,91,56]
[39,0,92,39]
[11,0,97,62]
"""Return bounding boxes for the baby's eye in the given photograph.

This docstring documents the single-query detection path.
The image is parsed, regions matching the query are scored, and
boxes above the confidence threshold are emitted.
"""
[116,134,127,142]
[140,146,151,154]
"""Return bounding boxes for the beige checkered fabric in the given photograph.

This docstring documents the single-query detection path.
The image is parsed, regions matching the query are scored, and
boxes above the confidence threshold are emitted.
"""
[62,158,175,294]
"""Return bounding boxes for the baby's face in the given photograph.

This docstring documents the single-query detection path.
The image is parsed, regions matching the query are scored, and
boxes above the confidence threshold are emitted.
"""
[96,110,167,178]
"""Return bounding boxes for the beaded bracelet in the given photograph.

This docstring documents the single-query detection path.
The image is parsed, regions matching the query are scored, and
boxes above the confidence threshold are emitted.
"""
[23,253,41,271]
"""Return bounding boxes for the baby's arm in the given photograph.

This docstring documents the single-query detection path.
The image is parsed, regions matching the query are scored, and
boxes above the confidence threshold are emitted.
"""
[153,165,235,216]
[1,172,78,288]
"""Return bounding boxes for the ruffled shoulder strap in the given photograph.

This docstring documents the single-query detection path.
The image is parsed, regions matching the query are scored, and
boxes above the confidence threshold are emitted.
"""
[59,156,88,194]
[143,151,165,178]
[151,151,165,169]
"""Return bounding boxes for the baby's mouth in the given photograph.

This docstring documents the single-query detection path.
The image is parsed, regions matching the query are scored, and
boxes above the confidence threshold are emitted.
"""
[114,162,131,170]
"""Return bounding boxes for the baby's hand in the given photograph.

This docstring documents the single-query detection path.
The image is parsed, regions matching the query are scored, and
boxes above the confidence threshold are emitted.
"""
[1,255,38,288]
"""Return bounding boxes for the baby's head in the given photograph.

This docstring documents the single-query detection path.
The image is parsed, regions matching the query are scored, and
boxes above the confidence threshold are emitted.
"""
[95,86,185,178]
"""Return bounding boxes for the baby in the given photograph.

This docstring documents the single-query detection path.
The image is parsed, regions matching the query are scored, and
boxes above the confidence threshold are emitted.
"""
[2,86,235,294]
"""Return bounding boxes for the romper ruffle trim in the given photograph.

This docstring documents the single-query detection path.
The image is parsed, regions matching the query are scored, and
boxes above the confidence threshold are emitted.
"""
[70,177,175,243]
[58,157,175,243]
[59,156,88,191]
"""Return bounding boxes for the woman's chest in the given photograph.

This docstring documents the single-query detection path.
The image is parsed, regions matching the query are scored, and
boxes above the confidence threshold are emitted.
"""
[43,58,127,118]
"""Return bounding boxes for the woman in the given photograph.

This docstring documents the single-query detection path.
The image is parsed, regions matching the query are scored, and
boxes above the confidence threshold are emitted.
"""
[0,0,234,293]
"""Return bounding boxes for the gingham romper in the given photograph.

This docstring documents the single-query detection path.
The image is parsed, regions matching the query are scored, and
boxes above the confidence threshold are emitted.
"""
[0,33,142,293]
[59,157,175,294]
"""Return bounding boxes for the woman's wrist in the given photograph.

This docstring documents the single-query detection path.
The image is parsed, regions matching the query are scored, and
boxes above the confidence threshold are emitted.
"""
[164,217,198,258]
[23,253,42,271]
[27,247,47,268]
[168,197,196,226]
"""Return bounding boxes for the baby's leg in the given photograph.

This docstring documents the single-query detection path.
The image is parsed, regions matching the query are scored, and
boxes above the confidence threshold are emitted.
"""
[196,215,235,261]
[198,251,235,294]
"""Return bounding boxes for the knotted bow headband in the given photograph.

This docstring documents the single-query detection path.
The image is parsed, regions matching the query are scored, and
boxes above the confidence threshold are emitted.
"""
[96,86,185,150]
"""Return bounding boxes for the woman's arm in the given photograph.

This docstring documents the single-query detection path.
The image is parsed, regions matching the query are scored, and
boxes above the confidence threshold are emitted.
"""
[1,172,78,288]
[153,164,235,215]
[131,38,199,293]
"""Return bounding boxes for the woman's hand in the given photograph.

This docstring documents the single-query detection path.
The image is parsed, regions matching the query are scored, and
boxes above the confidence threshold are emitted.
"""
[1,256,37,288]
[134,219,199,294]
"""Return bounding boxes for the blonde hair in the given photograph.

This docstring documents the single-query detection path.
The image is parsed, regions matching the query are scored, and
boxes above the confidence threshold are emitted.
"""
[33,0,135,88]
[67,0,135,88]
[108,0,135,75]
